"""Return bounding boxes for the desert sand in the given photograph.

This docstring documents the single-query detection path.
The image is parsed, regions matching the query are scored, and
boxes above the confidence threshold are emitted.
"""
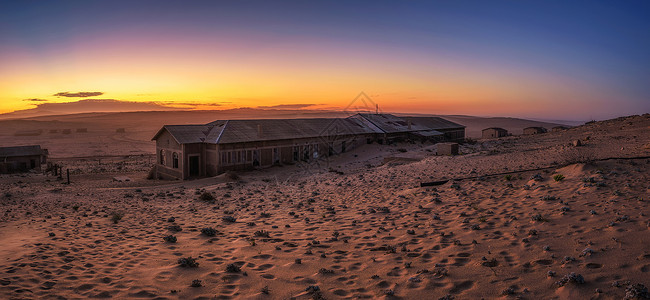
[1,114,649,299]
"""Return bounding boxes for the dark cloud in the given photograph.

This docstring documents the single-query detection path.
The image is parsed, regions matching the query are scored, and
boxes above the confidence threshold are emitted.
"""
[23,98,49,102]
[53,91,104,97]
[257,104,317,109]
[0,99,184,119]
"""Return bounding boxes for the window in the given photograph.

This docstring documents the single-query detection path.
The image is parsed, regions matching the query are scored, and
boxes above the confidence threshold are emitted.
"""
[160,149,165,165]
[172,152,179,168]
[221,152,227,164]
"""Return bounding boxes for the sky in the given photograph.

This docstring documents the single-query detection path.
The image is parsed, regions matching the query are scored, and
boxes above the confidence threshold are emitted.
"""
[1,1,649,120]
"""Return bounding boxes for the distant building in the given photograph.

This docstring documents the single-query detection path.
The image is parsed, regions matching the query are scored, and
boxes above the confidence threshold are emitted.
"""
[152,113,466,179]
[481,127,508,139]
[0,145,48,173]
[552,126,570,132]
[523,127,547,135]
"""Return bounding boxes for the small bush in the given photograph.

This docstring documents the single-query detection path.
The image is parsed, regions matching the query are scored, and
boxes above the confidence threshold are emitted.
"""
[225,263,241,273]
[110,212,123,224]
[397,148,407,153]
[199,192,215,202]
[163,235,177,243]
[222,216,237,223]
[254,230,270,238]
[190,279,202,287]
[504,175,512,181]
[201,227,217,237]
[553,174,565,182]
[178,257,199,268]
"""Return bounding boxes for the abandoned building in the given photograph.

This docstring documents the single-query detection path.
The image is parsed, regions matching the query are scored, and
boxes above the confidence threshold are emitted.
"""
[523,126,548,135]
[0,145,48,173]
[152,113,465,179]
[481,127,509,139]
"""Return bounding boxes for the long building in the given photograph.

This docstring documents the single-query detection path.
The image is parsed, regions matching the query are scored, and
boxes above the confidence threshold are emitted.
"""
[152,113,465,179]
[0,145,48,174]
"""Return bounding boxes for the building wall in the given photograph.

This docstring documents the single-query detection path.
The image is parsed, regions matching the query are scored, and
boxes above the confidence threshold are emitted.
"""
[215,134,370,173]
[523,128,546,135]
[155,130,183,179]
[0,155,43,173]
[482,129,507,139]
[439,128,466,141]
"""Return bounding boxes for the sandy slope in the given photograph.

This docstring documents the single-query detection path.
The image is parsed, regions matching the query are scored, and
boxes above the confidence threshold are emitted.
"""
[0,114,649,300]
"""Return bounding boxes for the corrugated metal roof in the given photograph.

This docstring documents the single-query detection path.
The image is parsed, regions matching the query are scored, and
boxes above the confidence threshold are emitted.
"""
[157,125,212,144]
[403,116,466,130]
[207,118,377,144]
[353,114,431,133]
[0,145,46,157]
[412,130,444,137]
[153,114,466,145]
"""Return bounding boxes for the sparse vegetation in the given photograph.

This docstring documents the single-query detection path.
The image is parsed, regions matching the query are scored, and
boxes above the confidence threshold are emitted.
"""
[199,192,215,202]
[553,174,565,182]
[110,212,123,224]
[190,279,202,287]
[201,227,217,236]
[163,235,177,243]
[178,257,199,268]
[222,216,237,223]
[254,230,270,238]
[225,263,241,273]
[504,175,512,181]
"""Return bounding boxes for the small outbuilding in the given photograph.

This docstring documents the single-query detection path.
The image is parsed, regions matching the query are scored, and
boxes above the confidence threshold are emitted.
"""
[523,127,547,135]
[481,127,508,139]
[437,142,459,155]
[0,145,48,173]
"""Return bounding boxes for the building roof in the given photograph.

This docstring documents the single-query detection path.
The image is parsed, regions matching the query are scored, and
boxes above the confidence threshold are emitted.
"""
[411,130,444,137]
[482,127,508,132]
[0,145,46,157]
[208,118,378,144]
[402,116,466,130]
[153,114,466,145]
[350,114,431,133]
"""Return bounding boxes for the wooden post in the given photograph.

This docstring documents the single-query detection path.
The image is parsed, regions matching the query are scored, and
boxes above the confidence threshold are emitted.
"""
[54,164,58,176]
[67,169,70,184]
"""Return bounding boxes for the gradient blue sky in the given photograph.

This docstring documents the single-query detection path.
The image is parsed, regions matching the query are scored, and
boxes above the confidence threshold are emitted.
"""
[1,1,648,120]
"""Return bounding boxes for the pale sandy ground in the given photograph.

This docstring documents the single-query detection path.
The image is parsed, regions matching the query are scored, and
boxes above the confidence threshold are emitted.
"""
[1,114,649,300]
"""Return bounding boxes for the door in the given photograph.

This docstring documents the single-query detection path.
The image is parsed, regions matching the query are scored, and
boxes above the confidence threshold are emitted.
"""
[189,156,200,177]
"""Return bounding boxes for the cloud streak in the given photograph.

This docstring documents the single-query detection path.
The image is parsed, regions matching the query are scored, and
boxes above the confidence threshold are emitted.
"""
[53,91,104,97]
[257,104,318,109]
[23,98,49,102]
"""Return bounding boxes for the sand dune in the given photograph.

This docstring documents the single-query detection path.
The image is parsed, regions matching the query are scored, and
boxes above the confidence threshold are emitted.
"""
[0,114,648,299]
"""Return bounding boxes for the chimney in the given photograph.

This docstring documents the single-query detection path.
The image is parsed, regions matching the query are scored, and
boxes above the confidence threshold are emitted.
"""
[257,124,262,137]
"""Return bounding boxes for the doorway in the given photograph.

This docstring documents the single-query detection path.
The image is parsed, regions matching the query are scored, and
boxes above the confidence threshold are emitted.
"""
[189,155,200,177]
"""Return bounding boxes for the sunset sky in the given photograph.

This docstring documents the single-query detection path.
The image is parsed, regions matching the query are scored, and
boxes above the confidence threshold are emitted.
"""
[1,1,648,120]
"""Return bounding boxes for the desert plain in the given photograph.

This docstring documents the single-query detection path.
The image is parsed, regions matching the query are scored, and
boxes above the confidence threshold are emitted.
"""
[1,113,649,299]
